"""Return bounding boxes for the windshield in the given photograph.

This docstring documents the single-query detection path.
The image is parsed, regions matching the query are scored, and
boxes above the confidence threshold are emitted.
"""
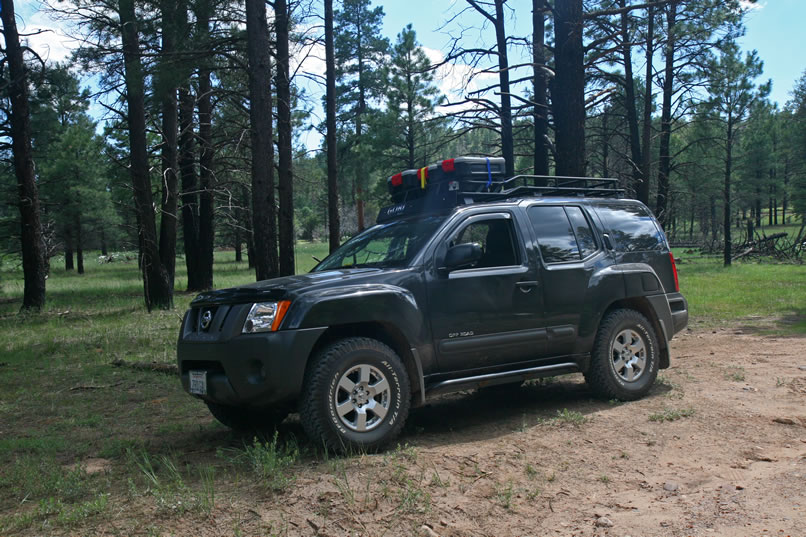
[313,216,446,271]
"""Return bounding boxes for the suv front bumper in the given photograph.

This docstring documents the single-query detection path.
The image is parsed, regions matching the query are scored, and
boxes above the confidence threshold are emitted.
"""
[177,307,326,408]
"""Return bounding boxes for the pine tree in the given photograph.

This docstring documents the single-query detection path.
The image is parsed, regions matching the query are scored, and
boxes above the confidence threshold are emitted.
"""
[379,24,443,170]
[703,41,769,266]
[334,0,389,231]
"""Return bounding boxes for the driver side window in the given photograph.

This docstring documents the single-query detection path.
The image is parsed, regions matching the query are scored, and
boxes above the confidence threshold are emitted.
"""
[452,218,520,268]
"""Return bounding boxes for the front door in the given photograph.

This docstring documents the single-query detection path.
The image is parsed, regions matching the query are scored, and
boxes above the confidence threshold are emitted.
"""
[426,212,546,373]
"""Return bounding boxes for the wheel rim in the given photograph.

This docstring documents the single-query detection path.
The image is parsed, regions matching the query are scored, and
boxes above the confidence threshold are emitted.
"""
[333,364,391,432]
[610,329,647,383]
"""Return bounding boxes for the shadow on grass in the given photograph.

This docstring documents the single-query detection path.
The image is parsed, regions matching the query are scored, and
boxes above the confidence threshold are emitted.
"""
[734,309,806,337]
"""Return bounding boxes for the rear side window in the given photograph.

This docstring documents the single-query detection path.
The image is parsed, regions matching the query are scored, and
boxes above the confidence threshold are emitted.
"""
[595,203,664,252]
[528,206,597,263]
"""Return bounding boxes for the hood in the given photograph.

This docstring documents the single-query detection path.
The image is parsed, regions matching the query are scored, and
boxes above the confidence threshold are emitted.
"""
[190,268,387,306]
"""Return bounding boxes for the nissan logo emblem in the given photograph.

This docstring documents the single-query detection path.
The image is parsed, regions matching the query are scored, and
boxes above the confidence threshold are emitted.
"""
[200,309,213,330]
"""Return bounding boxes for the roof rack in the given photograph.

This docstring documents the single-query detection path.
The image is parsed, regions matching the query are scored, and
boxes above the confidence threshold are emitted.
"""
[378,157,624,223]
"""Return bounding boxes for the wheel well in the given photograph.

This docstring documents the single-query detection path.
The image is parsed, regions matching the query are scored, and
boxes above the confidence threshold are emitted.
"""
[601,297,670,369]
[306,322,422,397]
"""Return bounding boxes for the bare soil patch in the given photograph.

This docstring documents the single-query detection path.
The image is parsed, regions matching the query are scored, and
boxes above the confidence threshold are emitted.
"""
[11,327,806,536]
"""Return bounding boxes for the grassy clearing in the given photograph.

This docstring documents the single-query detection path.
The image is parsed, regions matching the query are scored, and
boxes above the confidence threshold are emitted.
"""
[674,251,805,333]
[0,241,802,533]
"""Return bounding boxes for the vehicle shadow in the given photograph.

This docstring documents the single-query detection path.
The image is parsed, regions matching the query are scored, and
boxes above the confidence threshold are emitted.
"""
[160,378,673,460]
[401,377,673,449]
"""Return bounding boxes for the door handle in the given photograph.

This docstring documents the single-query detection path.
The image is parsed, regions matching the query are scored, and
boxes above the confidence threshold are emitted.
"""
[516,281,539,292]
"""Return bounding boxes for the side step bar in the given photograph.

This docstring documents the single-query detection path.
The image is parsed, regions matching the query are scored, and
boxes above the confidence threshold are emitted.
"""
[425,362,579,397]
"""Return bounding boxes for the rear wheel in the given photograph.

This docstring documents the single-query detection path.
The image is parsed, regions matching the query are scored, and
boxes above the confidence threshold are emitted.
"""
[585,309,659,401]
[206,401,288,431]
[299,337,410,453]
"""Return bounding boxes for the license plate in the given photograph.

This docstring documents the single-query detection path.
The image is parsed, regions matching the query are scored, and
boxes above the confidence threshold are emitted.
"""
[189,370,207,395]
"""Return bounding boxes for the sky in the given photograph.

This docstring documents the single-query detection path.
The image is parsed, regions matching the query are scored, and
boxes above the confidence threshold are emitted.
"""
[10,0,806,131]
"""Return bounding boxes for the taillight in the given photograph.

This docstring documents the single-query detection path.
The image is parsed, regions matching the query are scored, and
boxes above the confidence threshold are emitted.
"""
[669,252,679,292]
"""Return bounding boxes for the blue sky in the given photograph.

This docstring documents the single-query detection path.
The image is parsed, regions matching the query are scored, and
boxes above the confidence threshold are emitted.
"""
[739,0,805,106]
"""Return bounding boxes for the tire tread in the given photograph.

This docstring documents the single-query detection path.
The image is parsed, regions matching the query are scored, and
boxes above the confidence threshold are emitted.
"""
[299,337,410,452]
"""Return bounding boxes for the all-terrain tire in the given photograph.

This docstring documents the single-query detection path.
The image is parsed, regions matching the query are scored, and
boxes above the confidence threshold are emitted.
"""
[585,309,659,401]
[206,401,288,431]
[299,337,411,453]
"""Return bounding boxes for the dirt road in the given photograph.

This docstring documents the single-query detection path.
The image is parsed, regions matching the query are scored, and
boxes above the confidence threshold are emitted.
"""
[63,327,806,536]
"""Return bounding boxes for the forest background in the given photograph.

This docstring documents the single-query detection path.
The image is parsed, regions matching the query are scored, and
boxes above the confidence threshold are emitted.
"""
[2,0,805,312]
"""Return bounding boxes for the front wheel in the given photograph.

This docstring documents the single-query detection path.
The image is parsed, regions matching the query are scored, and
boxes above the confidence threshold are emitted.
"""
[585,309,659,401]
[299,337,410,453]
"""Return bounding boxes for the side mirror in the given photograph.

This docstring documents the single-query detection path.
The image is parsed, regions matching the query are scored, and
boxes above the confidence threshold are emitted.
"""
[443,243,483,271]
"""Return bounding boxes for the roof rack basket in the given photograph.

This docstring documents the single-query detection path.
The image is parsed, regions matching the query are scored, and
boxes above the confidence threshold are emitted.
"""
[379,157,624,223]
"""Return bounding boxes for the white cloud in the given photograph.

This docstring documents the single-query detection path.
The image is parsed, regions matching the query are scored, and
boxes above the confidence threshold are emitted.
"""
[740,0,765,11]
[421,45,499,113]
[18,7,80,65]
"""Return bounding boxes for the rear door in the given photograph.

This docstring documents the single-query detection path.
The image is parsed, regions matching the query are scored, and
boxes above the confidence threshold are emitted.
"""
[426,211,546,373]
[527,204,606,356]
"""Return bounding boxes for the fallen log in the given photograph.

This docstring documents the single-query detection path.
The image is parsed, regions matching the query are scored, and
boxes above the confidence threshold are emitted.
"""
[111,359,178,375]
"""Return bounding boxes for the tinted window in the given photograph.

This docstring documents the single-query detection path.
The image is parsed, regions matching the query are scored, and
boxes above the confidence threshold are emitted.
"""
[528,206,580,263]
[565,206,597,258]
[596,203,664,252]
[315,216,445,270]
[452,218,519,268]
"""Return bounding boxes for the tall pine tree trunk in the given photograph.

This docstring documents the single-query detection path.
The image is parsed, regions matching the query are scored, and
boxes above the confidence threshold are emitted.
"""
[246,0,278,281]
[1,0,47,311]
[637,1,655,205]
[179,86,202,291]
[493,0,514,177]
[553,0,585,177]
[656,0,677,226]
[75,214,84,275]
[65,225,74,271]
[157,0,179,288]
[276,0,295,275]
[197,5,215,290]
[532,0,548,176]
[619,0,643,195]
[325,0,340,254]
[120,0,173,310]
[724,117,733,267]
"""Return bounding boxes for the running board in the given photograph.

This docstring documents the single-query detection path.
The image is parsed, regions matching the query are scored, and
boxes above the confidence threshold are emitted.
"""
[425,362,579,397]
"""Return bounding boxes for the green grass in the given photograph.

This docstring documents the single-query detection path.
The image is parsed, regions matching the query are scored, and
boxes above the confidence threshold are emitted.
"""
[0,245,328,532]
[675,252,805,333]
[648,407,696,422]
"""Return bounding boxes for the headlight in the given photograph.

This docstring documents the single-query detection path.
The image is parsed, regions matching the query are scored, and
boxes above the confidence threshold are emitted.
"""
[242,301,291,333]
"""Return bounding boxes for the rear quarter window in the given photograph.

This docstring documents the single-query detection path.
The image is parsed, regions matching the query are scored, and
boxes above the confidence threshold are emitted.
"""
[595,203,665,252]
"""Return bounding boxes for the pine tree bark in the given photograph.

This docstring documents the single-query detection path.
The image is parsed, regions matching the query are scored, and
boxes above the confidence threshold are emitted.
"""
[157,0,179,287]
[553,0,586,177]
[246,0,278,281]
[493,0,514,177]
[179,86,202,291]
[1,0,47,311]
[325,0,340,254]
[637,1,655,205]
[656,1,677,226]
[618,0,643,195]
[120,0,173,310]
[724,114,734,266]
[197,4,215,290]
[276,0,295,275]
[532,0,549,176]
[75,214,84,275]
[65,225,74,271]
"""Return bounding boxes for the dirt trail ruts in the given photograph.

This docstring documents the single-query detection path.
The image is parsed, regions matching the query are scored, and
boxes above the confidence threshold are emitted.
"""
[60,327,806,536]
